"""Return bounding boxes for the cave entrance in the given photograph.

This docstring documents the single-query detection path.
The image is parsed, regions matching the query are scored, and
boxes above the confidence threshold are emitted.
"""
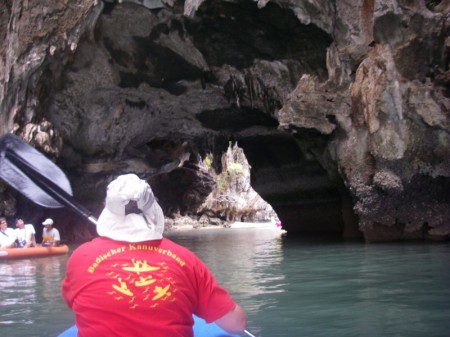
[237,132,360,239]
[149,141,278,227]
[37,0,355,239]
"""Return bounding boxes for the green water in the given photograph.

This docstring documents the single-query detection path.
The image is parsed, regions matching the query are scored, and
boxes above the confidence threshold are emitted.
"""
[1,227,449,337]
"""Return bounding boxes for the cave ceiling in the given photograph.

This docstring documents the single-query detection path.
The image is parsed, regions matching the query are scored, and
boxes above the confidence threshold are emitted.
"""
[47,0,332,159]
[1,0,449,242]
[41,0,338,230]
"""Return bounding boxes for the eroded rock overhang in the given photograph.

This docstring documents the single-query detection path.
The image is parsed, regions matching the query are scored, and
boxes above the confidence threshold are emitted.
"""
[0,0,449,242]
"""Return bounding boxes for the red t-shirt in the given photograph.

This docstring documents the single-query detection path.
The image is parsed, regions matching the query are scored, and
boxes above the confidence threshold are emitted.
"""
[61,237,236,337]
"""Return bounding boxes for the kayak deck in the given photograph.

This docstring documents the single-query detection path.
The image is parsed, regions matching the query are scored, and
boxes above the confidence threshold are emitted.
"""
[58,315,240,337]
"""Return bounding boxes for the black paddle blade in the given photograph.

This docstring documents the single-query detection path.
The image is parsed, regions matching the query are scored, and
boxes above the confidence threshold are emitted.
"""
[0,134,72,208]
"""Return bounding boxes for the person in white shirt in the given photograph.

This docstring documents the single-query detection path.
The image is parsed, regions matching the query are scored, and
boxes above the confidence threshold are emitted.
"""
[41,218,61,247]
[0,217,16,248]
[14,218,36,248]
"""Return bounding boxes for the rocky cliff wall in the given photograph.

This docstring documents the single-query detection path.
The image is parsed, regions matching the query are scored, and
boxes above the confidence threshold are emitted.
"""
[0,0,449,242]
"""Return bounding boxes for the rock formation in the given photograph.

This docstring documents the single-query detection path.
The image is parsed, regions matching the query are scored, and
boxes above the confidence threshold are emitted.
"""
[0,0,449,242]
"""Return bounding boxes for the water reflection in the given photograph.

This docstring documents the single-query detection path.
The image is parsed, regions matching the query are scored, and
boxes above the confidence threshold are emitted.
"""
[167,227,287,335]
[253,238,450,337]
[1,260,38,325]
[0,255,71,337]
[350,244,449,337]
[1,230,449,337]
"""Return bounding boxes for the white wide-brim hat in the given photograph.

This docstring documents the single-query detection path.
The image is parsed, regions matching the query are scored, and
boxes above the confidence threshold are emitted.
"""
[97,174,165,242]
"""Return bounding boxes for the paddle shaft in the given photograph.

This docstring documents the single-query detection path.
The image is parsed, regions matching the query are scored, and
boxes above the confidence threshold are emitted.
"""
[5,148,97,226]
[244,330,258,337]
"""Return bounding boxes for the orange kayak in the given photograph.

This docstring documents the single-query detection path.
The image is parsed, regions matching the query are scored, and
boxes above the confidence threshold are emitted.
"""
[0,244,69,259]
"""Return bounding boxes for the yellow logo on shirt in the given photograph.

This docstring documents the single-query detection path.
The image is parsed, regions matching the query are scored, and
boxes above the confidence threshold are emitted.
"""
[107,259,176,308]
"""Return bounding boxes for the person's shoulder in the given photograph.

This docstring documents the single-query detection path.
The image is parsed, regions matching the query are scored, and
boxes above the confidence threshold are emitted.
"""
[161,237,184,249]
[74,237,113,250]
[70,238,99,255]
[25,224,36,233]
[161,238,198,257]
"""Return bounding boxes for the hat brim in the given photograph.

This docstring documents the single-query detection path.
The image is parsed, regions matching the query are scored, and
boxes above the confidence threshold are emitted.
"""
[97,208,163,242]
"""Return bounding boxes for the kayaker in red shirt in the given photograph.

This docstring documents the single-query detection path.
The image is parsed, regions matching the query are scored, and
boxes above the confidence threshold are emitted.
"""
[61,174,247,337]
